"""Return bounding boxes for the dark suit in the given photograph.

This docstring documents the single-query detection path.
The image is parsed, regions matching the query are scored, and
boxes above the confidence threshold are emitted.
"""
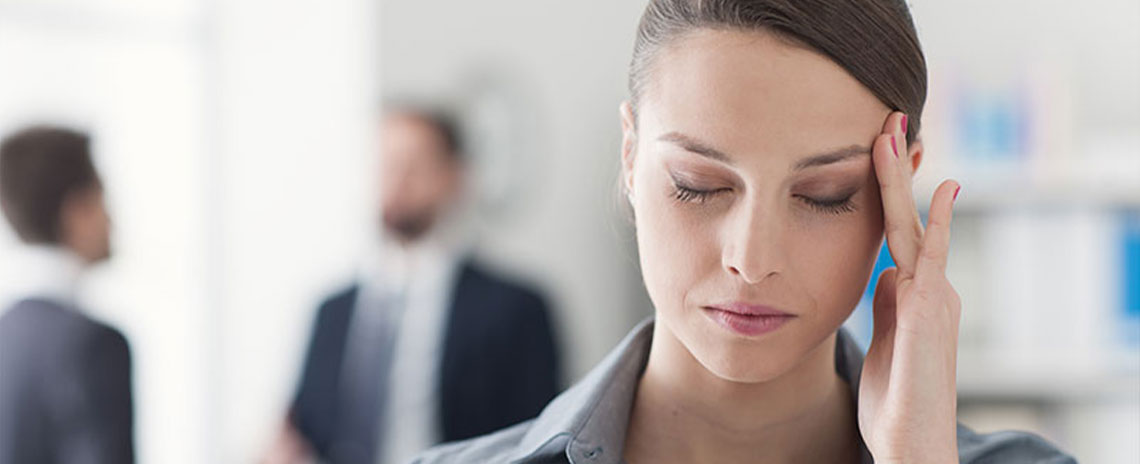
[0,298,134,464]
[290,260,561,464]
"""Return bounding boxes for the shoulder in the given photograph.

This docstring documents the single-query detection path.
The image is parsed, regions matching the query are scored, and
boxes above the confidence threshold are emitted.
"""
[1,298,72,331]
[1,300,130,380]
[957,424,1077,463]
[311,284,359,327]
[317,285,359,313]
[82,321,130,360]
[410,419,537,463]
[457,262,550,312]
[1,299,125,350]
[63,312,130,366]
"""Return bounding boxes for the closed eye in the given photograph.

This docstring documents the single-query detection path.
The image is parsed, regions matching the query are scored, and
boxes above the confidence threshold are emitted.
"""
[795,194,857,214]
[671,179,858,215]
[672,184,730,204]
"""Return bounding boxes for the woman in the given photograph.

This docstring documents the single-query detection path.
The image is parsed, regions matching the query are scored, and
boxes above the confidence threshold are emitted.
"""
[416,0,1076,462]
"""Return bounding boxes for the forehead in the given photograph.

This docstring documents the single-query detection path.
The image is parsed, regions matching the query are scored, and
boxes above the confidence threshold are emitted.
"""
[639,29,889,163]
[382,114,446,149]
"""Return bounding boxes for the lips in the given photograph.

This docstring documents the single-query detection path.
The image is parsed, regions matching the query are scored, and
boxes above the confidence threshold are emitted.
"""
[709,302,794,317]
[702,302,795,337]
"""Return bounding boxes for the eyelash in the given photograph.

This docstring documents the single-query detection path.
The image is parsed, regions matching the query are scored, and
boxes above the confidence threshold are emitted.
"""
[671,184,857,215]
[796,194,857,215]
[672,185,727,204]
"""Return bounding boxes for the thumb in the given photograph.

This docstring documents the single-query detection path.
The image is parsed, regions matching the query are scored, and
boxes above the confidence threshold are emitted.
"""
[871,267,899,342]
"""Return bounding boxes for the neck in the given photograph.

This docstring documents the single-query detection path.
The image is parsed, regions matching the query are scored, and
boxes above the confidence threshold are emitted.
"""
[624,323,859,464]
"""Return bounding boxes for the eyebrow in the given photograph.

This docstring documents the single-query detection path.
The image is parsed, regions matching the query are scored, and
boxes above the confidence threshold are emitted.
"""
[792,145,872,171]
[658,131,871,171]
[658,131,731,163]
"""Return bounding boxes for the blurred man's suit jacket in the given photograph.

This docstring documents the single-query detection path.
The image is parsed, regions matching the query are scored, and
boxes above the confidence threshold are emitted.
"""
[0,298,134,464]
[289,258,561,464]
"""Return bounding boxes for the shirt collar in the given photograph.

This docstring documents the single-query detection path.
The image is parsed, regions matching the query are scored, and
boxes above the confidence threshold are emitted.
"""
[509,318,873,464]
[0,244,86,310]
[363,213,473,297]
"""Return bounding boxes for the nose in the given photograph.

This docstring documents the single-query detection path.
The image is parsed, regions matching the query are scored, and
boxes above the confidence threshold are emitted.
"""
[721,198,783,285]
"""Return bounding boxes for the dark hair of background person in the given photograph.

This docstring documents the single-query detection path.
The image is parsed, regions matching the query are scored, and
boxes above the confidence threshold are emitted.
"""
[0,126,101,244]
[629,0,927,144]
[383,103,465,162]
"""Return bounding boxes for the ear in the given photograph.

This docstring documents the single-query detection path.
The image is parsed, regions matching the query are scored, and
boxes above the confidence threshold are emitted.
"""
[908,138,924,174]
[58,190,82,238]
[57,188,91,256]
[619,101,638,199]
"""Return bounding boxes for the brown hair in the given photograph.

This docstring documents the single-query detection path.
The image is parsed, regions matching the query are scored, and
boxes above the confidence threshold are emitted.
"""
[0,126,101,244]
[383,102,465,163]
[629,0,927,143]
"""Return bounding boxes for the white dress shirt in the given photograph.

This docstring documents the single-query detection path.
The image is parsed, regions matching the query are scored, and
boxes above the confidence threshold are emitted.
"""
[351,231,464,464]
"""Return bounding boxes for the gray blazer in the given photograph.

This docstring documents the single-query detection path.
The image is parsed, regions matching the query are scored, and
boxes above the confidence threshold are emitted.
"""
[0,298,134,464]
[414,318,1077,464]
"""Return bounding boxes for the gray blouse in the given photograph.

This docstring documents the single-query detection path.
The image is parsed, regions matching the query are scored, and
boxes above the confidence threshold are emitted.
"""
[413,318,1077,464]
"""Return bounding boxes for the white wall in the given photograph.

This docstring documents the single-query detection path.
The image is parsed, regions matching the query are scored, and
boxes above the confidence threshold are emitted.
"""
[211,0,377,461]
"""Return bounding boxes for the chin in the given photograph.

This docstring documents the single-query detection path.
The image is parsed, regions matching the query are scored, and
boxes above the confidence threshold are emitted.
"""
[676,323,796,383]
[694,341,798,384]
[90,245,112,264]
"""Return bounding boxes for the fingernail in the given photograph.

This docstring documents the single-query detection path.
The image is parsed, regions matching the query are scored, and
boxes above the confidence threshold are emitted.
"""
[891,136,898,158]
[953,185,961,201]
[901,114,908,134]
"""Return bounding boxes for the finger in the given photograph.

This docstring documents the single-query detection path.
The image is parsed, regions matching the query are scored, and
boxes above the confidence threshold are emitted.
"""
[890,110,909,161]
[872,111,923,279]
[915,179,960,285]
[871,267,899,341]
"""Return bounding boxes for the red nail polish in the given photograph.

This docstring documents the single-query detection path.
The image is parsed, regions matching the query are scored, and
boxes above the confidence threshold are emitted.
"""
[953,185,961,201]
[901,114,908,134]
[891,136,898,158]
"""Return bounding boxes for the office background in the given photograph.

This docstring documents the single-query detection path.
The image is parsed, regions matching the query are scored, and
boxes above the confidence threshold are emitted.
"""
[0,0,1136,462]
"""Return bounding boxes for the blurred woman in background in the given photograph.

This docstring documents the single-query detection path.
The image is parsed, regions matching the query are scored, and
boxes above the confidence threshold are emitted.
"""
[415,1,1076,462]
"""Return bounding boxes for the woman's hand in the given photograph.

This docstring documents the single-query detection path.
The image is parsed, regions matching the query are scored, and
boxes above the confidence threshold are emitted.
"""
[858,112,962,464]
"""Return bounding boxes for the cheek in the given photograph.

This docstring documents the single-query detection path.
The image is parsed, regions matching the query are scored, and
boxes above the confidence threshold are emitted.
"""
[632,172,720,315]
[790,201,884,321]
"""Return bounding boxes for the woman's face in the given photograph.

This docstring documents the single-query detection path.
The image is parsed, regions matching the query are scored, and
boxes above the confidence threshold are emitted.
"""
[623,29,892,382]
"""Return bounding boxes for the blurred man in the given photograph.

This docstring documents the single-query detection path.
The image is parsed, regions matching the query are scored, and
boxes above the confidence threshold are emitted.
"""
[268,107,561,464]
[0,126,133,464]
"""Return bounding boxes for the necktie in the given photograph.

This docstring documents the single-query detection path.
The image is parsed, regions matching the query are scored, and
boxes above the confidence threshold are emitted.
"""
[331,288,405,464]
